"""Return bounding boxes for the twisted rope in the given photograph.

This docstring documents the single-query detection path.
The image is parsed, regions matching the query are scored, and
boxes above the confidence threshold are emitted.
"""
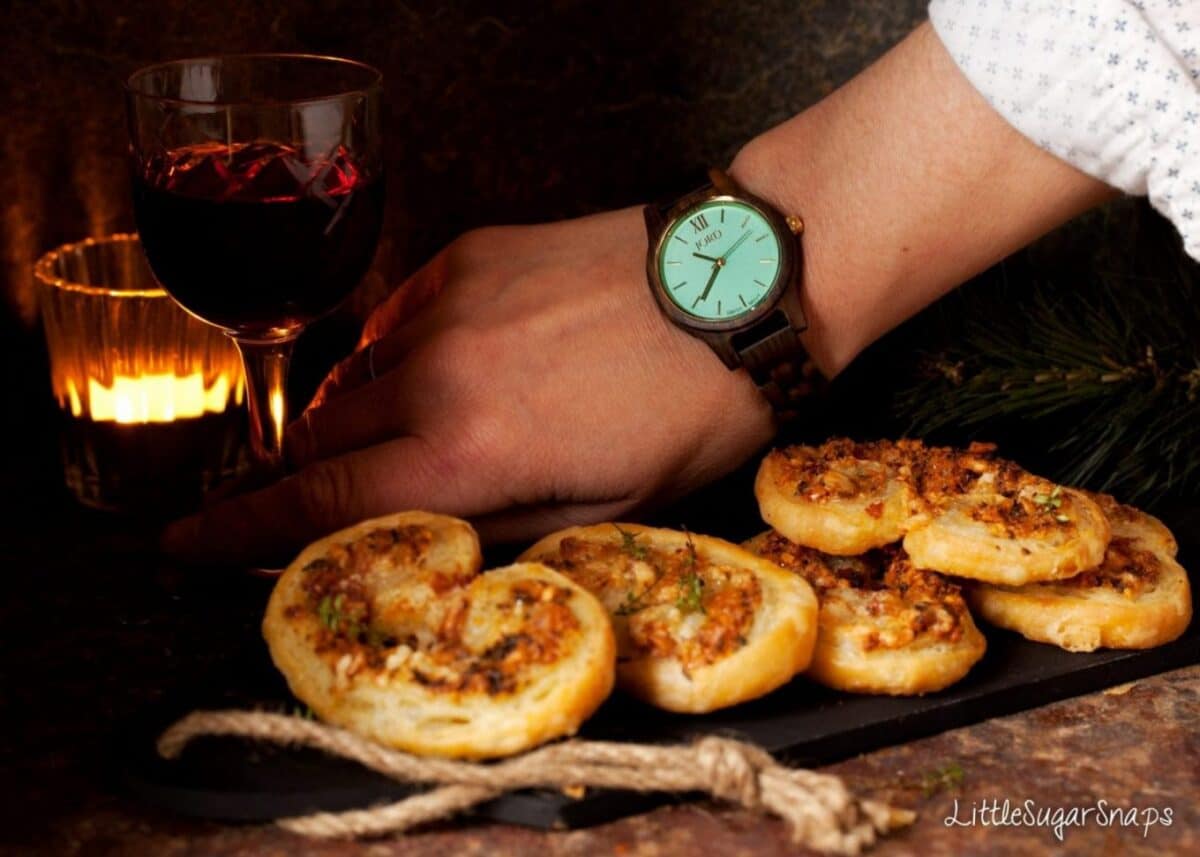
[158,709,913,855]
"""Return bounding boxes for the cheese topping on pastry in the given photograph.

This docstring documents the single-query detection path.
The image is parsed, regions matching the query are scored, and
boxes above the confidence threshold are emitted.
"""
[1058,536,1160,600]
[291,526,580,696]
[750,532,971,652]
[550,530,762,676]
[772,438,902,502]
[909,443,1082,540]
[745,530,987,696]
[968,494,1192,652]
[263,512,615,759]
[757,438,1110,583]
[520,523,818,713]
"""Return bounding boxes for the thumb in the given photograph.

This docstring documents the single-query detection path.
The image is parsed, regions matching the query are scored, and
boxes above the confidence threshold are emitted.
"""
[161,436,504,567]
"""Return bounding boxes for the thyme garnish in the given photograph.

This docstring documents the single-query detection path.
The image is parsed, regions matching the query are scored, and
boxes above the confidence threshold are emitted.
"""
[614,524,649,560]
[317,593,366,639]
[1033,486,1071,522]
[675,532,706,614]
[613,524,657,615]
[1033,485,1063,511]
[676,570,705,614]
[317,594,341,631]
[614,591,643,617]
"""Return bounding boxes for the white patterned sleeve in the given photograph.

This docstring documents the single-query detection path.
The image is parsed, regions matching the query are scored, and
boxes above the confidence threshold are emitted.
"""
[928,0,1200,260]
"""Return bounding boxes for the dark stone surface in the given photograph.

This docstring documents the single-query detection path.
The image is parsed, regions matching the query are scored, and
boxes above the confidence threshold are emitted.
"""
[2,507,1198,856]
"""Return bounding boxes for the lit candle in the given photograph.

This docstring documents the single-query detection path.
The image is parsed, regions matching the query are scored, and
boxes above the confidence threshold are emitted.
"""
[36,234,247,513]
[66,373,245,424]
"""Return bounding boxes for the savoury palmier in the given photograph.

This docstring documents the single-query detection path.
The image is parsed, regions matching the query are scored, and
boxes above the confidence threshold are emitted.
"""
[263,512,615,759]
[902,444,1110,585]
[1089,491,1177,557]
[756,439,1110,585]
[755,439,916,556]
[968,496,1192,652]
[519,524,818,713]
[745,531,986,695]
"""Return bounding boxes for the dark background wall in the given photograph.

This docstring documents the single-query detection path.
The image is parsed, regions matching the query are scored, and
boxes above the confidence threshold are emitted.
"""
[0,0,926,512]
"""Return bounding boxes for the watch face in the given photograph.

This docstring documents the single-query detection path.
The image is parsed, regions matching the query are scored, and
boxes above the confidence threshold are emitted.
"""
[658,200,783,322]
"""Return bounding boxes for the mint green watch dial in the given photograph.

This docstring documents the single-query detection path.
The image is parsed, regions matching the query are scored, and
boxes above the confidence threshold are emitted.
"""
[659,200,782,321]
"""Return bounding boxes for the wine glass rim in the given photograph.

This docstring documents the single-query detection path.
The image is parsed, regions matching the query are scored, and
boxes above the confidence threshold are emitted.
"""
[125,53,383,107]
[35,233,167,298]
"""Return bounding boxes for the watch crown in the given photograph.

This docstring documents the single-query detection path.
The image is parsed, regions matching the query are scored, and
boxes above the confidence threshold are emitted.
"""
[785,214,804,235]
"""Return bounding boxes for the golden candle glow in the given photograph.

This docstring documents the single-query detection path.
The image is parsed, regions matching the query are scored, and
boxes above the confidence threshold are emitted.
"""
[270,388,286,440]
[37,234,248,511]
[66,373,245,424]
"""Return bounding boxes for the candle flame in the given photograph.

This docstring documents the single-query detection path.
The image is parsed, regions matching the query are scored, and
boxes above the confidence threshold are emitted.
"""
[270,388,286,439]
[67,373,244,424]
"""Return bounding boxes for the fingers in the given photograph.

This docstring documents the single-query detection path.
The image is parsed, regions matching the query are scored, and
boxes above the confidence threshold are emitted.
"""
[361,251,450,346]
[162,436,507,567]
[310,252,450,408]
[473,499,637,546]
[287,357,428,469]
[308,332,402,409]
[308,302,444,407]
[306,344,375,409]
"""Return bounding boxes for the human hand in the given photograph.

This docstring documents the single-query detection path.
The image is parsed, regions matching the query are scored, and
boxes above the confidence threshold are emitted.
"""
[162,206,775,565]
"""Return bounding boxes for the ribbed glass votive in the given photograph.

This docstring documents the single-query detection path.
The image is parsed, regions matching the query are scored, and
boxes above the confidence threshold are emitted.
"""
[35,233,246,513]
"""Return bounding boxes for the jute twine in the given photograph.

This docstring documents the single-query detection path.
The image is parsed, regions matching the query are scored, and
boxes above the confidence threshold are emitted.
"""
[158,709,914,855]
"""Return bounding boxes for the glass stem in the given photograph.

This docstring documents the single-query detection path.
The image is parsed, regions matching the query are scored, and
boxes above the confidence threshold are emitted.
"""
[232,334,297,474]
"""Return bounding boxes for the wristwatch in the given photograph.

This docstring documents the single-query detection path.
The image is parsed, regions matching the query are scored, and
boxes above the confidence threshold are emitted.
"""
[644,167,818,420]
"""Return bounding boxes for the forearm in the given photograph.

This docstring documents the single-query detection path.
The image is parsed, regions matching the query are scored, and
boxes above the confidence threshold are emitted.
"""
[729,21,1115,377]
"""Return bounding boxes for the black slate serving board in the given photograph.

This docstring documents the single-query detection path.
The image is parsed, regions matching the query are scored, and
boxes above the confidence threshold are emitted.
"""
[118,611,1200,830]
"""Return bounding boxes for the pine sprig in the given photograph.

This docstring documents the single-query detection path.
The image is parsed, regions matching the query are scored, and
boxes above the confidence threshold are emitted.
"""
[889,202,1200,507]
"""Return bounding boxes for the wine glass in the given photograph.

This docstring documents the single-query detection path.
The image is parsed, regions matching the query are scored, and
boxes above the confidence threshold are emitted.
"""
[125,54,384,472]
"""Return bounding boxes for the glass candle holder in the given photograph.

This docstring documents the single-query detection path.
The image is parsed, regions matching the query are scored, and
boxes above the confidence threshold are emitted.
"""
[35,233,246,514]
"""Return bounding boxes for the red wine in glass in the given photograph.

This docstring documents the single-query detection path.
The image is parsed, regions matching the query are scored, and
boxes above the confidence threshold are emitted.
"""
[126,55,384,472]
[133,141,383,334]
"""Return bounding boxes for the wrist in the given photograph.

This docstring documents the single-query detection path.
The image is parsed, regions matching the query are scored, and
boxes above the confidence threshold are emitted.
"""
[623,204,777,457]
[728,132,883,380]
[728,21,1116,384]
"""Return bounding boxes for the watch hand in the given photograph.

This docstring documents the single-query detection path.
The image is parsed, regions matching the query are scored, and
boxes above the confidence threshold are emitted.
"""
[692,252,721,262]
[722,231,752,261]
[699,262,721,302]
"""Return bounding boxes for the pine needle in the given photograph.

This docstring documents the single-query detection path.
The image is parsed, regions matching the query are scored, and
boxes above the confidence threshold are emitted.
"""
[884,200,1200,507]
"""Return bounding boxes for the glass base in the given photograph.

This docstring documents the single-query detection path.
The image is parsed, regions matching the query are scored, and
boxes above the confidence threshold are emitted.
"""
[60,410,246,517]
